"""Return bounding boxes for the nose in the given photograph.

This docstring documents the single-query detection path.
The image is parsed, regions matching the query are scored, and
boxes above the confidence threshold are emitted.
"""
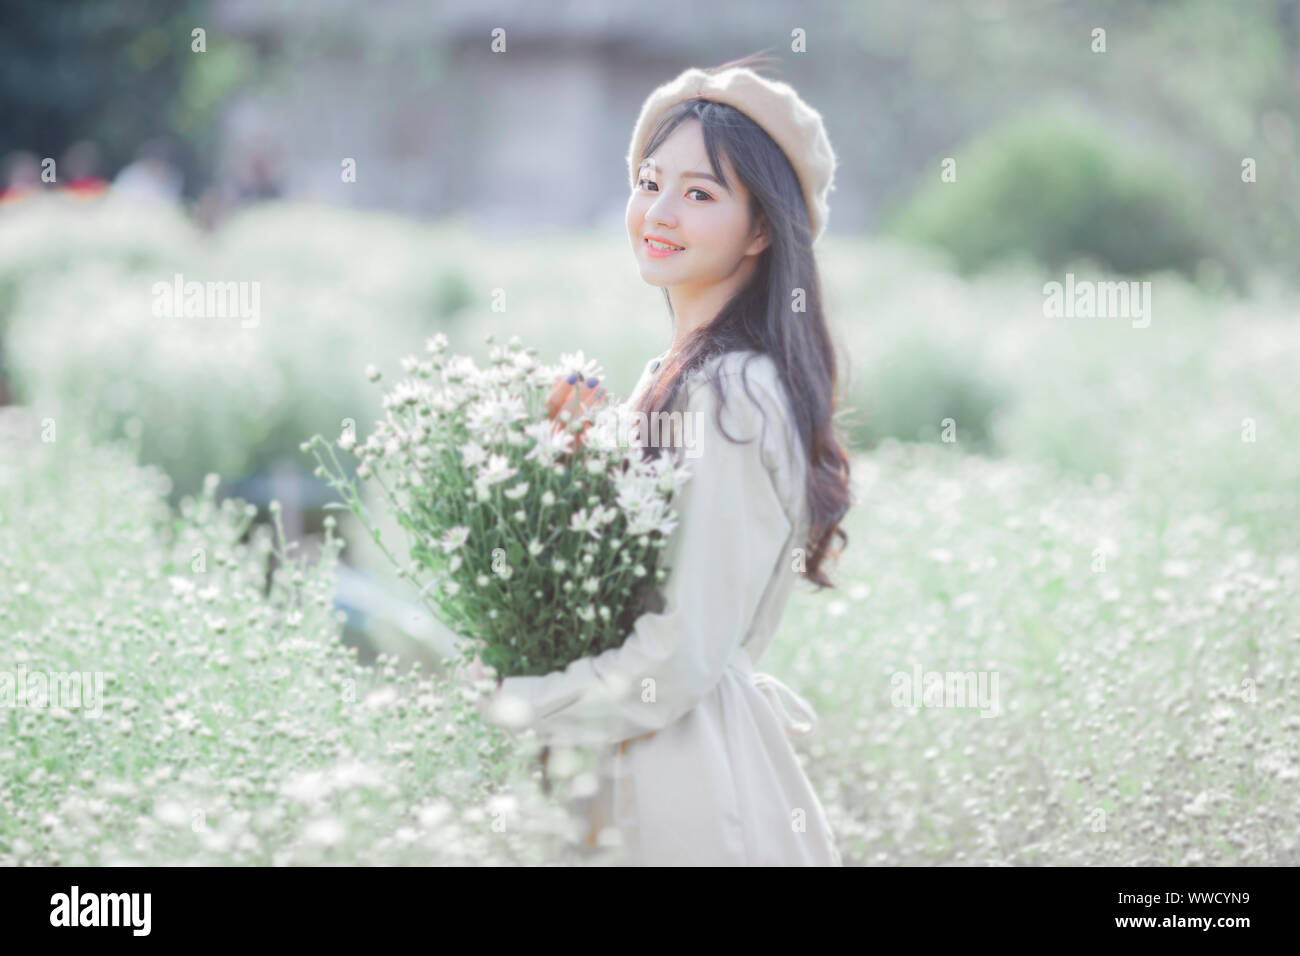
[644,191,677,229]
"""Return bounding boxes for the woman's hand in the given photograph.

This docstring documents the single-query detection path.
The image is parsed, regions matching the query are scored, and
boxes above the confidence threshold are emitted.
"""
[461,654,502,718]
[454,652,490,686]
[545,373,608,449]
[467,653,490,683]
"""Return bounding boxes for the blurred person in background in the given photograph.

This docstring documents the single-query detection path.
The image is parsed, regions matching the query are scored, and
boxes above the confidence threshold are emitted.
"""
[0,151,43,206]
[59,139,108,198]
[193,142,284,231]
[193,181,235,232]
[231,145,283,205]
[111,137,183,204]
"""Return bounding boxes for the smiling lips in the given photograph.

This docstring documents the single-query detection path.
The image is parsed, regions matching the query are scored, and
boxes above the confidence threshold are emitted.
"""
[644,235,685,257]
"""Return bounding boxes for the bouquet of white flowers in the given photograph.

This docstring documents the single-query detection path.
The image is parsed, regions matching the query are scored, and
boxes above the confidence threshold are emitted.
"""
[307,333,691,680]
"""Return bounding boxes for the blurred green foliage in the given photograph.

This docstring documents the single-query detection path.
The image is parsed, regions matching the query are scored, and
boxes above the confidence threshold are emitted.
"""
[0,199,443,495]
[843,0,1300,278]
[885,107,1233,284]
[847,333,1008,452]
[428,267,474,321]
[0,0,232,194]
[2,203,1295,507]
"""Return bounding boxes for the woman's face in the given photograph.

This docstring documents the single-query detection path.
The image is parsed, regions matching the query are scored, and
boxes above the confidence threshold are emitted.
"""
[626,119,768,292]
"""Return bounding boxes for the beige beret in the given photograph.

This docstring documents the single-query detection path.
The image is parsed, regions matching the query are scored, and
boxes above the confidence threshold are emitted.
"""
[626,65,837,242]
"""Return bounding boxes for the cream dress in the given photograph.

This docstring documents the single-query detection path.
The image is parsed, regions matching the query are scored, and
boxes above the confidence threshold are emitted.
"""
[487,348,842,866]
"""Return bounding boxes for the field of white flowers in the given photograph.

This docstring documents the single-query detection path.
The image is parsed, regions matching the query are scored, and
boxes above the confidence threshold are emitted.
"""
[0,419,593,865]
[1,197,1296,865]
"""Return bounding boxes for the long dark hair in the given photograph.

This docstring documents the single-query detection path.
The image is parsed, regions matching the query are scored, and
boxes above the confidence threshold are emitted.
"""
[631,52,851,590]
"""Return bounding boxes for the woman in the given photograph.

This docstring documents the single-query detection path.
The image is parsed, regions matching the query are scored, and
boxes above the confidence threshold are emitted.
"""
[483,54,852,866]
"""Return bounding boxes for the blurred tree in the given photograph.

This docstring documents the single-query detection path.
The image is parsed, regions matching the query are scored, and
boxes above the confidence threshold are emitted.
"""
[884,104,1240,286]
[842,0,1299,284]
[0,0,252,197]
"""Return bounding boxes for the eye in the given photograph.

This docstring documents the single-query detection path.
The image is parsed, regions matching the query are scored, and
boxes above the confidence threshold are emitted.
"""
[636,179,711,201]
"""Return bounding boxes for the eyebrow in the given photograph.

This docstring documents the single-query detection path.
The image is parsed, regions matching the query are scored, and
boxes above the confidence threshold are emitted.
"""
[639,162,728,192]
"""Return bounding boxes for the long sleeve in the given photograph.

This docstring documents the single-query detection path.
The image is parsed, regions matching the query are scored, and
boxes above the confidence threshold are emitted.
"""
[485,354,797,747]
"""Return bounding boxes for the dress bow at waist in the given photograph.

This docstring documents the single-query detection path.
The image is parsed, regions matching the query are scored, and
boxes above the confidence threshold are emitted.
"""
[613,644,820,756]
[727,644,818,737]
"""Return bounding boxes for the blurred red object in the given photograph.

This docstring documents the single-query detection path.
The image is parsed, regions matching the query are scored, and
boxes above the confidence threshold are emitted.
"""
[63,177,108,199]
[545,374,607,450]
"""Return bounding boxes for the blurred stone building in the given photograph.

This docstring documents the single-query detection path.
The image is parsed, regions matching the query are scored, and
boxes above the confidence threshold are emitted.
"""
[211,0,861,234]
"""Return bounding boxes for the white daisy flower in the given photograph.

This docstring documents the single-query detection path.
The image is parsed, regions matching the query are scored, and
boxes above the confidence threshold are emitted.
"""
[523,420,575,465]
[615,480,651,514]
[386,379,431,408]
[556,351,602,383]
[466,390,527,435]
[569,508,601,540]
[459,442,488,469]
[476,453,517,487]
[440,526,470,554]
[627,498,678,537]
[442,355,479,384]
